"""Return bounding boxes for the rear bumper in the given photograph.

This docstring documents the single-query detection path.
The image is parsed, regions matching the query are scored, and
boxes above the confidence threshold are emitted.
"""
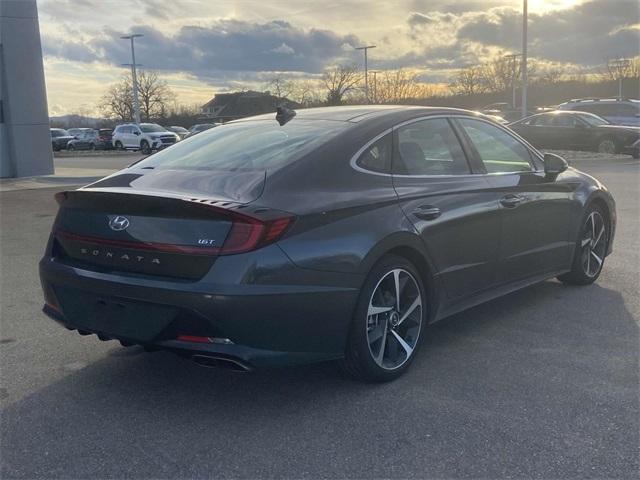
[39,249,361,368]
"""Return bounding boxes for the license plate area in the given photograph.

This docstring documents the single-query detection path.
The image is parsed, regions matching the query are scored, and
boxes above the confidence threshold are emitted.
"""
[55,286,178,342]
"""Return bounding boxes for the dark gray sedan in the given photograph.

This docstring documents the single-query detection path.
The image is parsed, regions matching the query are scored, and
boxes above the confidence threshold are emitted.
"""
[40,106,616,381]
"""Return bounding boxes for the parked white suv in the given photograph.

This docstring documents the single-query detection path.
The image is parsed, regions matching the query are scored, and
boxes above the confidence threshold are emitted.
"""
[112,123,179,153]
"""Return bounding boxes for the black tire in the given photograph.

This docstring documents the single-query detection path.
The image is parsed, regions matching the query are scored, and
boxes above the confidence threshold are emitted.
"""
[115,141,124,150]
[342,254,427,382]
[90,143,96,151]
[558,204,609,285]
[140,140,151,155]
[68,144,76,151]
[52,144,60,152]
[632,149,639,160]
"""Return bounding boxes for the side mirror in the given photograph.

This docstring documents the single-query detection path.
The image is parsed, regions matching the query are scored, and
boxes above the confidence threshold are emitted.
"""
[133,131,140,136]
[544,153,568,176]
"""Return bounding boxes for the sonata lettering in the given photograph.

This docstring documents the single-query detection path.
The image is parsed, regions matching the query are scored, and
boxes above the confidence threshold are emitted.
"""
[77,247,161,265]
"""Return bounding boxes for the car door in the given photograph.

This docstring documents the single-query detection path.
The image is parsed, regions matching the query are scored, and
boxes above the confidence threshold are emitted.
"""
[549,114,591,150]
[392,117,502,300]
[525,114,557,149]
[128,126,141,148]
[455,117,574,284]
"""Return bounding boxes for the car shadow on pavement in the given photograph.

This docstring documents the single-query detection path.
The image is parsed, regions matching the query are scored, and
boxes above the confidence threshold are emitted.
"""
[1,280,638,479]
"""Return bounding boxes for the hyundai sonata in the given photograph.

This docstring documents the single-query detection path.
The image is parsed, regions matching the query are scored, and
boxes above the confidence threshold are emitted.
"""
[39,106,616,381]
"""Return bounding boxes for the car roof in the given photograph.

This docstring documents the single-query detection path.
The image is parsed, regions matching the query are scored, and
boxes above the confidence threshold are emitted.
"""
[233,105,476,125]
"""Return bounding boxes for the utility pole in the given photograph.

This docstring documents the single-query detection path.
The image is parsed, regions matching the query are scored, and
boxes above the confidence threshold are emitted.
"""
[521,0,528,119]
[504,53,522,110]
[121,33,143,124]
[356,45,376,103]
[370,71,380,104]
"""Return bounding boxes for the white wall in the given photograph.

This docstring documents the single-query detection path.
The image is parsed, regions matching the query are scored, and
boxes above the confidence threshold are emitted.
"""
[0,0,53,178]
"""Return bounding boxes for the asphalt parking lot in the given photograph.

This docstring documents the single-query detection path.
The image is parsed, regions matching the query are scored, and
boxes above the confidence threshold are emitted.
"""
[1,154,638,479]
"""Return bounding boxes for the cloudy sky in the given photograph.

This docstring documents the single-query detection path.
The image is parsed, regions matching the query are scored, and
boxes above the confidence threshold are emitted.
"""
[38,0,639,116]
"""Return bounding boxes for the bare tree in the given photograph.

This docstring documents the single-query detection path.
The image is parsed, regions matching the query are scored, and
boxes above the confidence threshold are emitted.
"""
[322,64,362,105]
[287,79,323,106]
[264,76,294,99]
[99,72,174,122]
[480,57,518,93]
[136,71,174,121]
[448,66,487,96]
[99,77,134,121]
[602,57,640,81]
[374,69,437,103]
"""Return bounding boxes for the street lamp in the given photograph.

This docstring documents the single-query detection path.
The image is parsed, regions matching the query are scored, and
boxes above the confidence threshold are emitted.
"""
[121,33,143,124]
[608,58,631,98]
[521,0,528,119]
[504,53,522,110]
[356,45,376,103]
[370,71,380,104]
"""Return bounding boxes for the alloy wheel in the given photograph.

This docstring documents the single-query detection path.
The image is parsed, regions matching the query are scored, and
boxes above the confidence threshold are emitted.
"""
[366,268,423,370]
[580,211,607,278]
[598,139,616,154]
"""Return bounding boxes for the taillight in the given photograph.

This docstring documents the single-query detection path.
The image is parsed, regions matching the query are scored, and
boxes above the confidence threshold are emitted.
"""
[220,214,294,255]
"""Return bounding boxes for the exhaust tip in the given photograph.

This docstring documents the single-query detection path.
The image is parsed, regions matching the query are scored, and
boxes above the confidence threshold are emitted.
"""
[191,354,251,372]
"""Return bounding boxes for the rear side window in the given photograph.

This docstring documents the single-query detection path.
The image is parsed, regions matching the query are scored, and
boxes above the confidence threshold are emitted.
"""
[458,118,532,173]
[615,104,639,116]
[135,119,349,171]
[356,133,392,173]
[550,115,580,127]
[394,118,470,175]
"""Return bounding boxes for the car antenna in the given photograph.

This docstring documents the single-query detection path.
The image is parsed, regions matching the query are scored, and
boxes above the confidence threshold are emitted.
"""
[276,105,296,126]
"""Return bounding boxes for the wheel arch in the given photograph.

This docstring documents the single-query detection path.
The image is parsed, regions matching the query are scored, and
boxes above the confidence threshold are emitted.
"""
[360,232,442,321]
[584,191,615,256]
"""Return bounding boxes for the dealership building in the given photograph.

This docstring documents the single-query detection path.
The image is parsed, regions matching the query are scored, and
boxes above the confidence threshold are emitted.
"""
[0,0,53,178]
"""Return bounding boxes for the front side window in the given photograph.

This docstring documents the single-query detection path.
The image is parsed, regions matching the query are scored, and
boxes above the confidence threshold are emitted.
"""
[134,119,349,171]
[458,118,533,173]
[394,118,470,175]
[356,133,392,173]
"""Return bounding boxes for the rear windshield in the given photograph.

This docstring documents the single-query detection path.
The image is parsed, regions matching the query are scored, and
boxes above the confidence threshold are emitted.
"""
[134,119,349,171]
[51,129,69,137]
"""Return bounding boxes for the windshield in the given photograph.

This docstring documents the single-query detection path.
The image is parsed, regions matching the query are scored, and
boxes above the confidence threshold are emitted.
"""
[578,112,610,126]
[140,124,167,133]
[134,119,349,171]
[171,126,188,133]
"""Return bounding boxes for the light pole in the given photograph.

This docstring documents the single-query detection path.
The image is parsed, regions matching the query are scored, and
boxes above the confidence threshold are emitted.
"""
[504,53,522,110]
[521,0,528,119]
[608,58,630,98]
[370,71,380,104]
[356,45,376,103]
[121,33,143,124]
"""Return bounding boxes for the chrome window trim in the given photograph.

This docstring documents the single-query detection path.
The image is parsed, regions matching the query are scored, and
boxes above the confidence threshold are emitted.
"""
[349,113,544,178]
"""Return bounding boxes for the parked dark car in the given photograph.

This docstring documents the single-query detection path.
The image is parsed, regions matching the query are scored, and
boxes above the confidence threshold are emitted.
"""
[67,129,100,151]
[185,123,219,138]
[166,126,189,140]
[98,129,114,149]
[509,110,640,157]
[50,128,74,151]
[40,106,616,381]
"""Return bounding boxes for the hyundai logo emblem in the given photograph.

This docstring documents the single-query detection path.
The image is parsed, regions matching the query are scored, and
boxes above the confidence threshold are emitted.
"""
[109,216,130,231]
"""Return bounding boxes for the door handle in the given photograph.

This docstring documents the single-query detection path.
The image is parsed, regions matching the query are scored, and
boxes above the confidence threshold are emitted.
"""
[412,205,441,220]
[500,194,524,208]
